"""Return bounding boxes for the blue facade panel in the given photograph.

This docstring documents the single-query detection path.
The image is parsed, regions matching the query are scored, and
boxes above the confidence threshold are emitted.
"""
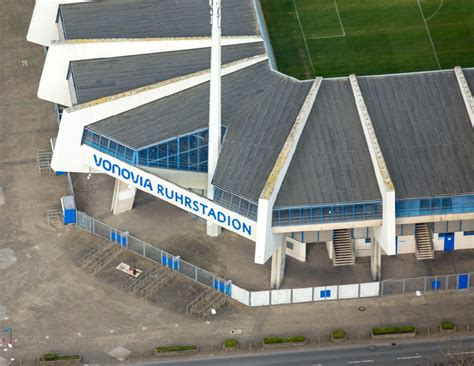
[458,274,469,289]
[444,233,455,252]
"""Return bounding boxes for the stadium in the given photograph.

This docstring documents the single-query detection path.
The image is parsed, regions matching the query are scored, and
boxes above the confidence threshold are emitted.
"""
[28,0,474,296]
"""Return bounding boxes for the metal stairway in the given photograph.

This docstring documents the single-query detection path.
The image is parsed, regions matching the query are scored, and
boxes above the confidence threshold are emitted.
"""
[415,223,434,260]
[332,229,355,266]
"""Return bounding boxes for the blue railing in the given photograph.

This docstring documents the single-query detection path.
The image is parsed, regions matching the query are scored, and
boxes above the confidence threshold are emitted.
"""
[137,128,213,172]
[272,201,383,227]
[213,187,258,221]
[396,195,474,218]
[82,128,136,165]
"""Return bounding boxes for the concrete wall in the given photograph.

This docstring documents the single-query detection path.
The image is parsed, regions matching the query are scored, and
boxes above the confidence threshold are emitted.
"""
[285,237,306,262]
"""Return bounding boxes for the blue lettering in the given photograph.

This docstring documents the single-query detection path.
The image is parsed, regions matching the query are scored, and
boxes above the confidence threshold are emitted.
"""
[217,212,226,223]
[122,168,130,180]
[242,223,252,236]
[200,203,208,215]
[103,160,112,171]
[208,208,217,220]
[175,192,184,205]
[184,197,192,209]
[165,187,174,200]
[157,184,164,196]
[143,179,153,192]
[192,200,199,212]
[131,171,140,184]
[93,154,102,167]
[232,218,241,231]
[112,163,120,175]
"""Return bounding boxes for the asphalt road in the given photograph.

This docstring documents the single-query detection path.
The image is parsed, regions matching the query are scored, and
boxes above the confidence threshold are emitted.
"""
[134,336,474,366]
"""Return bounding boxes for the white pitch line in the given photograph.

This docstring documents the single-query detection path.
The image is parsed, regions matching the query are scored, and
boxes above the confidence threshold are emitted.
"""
[334,0,346,36]
[425,0,444,21]
[417,0,442,70]
[293,0,316,76]
[447,351,474,355]
[306,34,346,40]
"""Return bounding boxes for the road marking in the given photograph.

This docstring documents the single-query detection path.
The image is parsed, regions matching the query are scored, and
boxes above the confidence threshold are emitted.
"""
[292,0,316,76]
[417,0,441,69]
[396,355,423,360]
[347,361,374,364]
[447,351,474,355]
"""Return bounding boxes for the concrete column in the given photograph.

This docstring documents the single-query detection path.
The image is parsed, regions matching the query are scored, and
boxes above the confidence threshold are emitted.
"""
[206,0,222,238]
[111,179,137,215]
[370,238,382,281]
[270,241,286,289]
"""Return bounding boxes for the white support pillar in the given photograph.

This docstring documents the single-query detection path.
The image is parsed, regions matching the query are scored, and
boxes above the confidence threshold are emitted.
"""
[111,179,137,215]
[270,239,286,289]
[454,66,474,128]
[370,237,382,281]
[206,0,222,237]
[350,74,396,256]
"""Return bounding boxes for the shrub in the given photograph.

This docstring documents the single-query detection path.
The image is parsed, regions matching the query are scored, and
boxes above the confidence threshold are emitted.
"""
[224,338,238,348]
[372,326,415,335]
[263,336,306,344]
[155,345,197,353]
[441,321,456,330]
[332,330,346,339]
[40,354,80,361]
[41,353,59,361]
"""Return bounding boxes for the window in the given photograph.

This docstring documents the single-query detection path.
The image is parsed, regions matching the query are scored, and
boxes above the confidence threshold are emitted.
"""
[286,241,294,250]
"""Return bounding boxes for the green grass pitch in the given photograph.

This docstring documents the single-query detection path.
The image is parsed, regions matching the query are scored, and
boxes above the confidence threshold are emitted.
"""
[260,0,474,79]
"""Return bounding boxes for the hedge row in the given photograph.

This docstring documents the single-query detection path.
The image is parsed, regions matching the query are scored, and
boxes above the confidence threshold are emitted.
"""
[155,345,197,353]
[40,354,80,361]
[263,336,306,344]
[372,326,415,335]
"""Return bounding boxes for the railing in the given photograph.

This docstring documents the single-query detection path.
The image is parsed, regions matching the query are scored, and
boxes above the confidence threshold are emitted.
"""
[213,187,258,221]
[231,272,474,307]
[272,201,383,227]
[75,211,232,296]
[396,194,474,218]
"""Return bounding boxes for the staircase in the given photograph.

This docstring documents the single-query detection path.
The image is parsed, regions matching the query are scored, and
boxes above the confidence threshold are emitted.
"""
[332,229,355,266]
[415,223,434,260]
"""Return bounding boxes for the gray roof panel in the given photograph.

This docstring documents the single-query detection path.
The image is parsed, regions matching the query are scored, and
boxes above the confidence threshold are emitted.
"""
[71,42,264,104]
[275,79,381,208]
[358,71,474,199]
[89,62,312,202]
[60,0,259,39]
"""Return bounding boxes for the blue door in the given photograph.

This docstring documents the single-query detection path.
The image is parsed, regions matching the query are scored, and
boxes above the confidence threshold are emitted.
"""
[444,233,455,252]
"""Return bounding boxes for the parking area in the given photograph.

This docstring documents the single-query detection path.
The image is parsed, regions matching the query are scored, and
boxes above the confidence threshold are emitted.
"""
[73,173,474,291]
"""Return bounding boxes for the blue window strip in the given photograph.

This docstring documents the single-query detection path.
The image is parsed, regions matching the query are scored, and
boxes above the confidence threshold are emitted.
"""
[464,231,474,236]
[272,201,383,226]
[396,195,474,218]
[213,187,258,221]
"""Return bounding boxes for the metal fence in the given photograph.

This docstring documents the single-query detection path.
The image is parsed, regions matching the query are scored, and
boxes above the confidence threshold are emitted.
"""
[75,210,232,296]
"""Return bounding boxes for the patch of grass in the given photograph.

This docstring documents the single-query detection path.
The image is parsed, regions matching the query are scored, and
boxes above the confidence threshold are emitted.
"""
[332,330,346,339]
[155,345,197,353]
[263,336,306,344]
[372,326,416,335]
[261,0,474,78]
[40,353,80,361]
[224,338,238,348]
[440,321,456,330]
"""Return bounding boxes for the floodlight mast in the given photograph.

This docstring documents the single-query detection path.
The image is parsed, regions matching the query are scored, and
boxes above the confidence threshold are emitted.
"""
[206,0,222,237]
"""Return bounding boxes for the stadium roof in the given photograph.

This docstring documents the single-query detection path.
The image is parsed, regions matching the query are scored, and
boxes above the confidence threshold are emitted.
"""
[58,0,473,209]
[71,42,265,104]
[89,61,313,202]
[275,79,381,208]
[359,71,474,200]
[59,0,259,40]
[464,68,474,92]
